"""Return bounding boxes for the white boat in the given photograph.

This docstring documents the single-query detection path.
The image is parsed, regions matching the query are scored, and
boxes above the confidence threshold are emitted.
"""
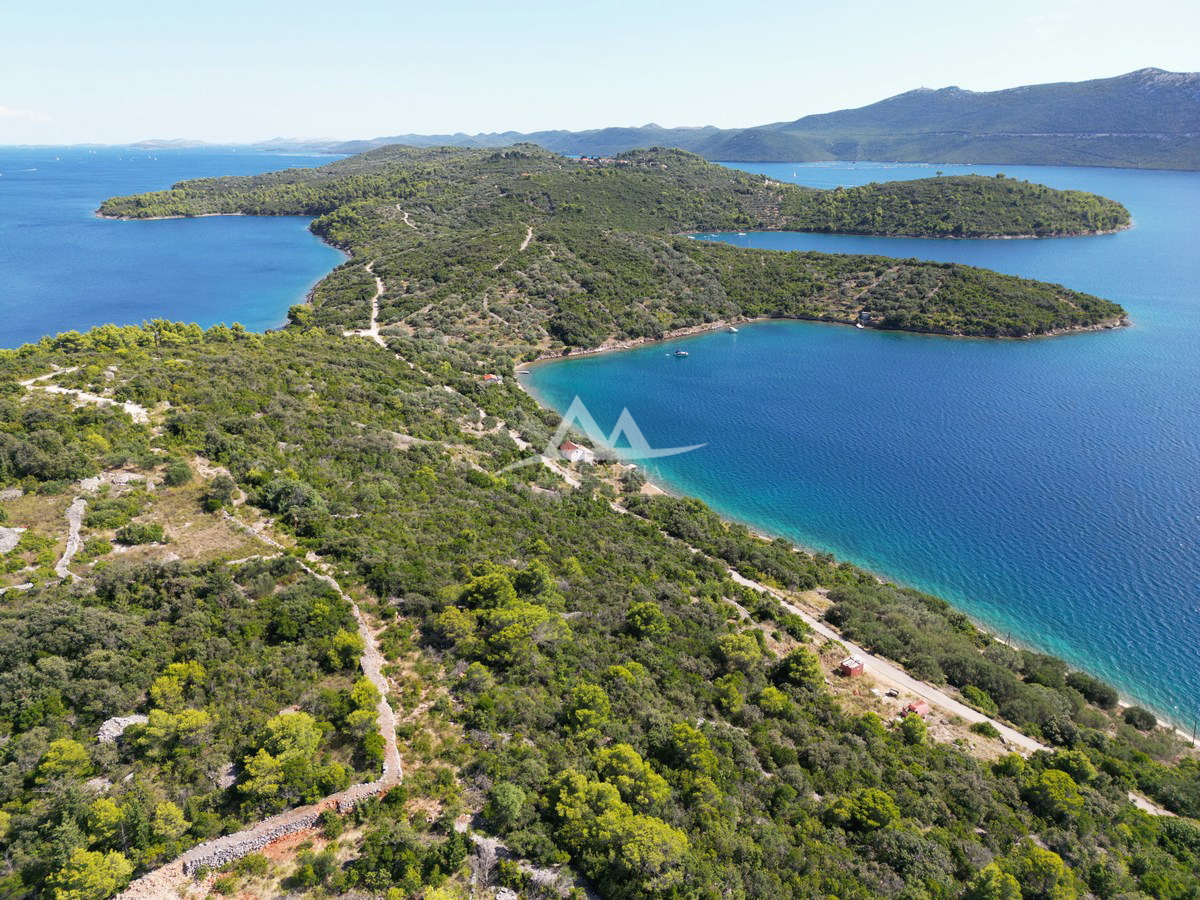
[673,350,689,357]
[737,232,747,236]
[728,326,738,333]
[856,323,865,329]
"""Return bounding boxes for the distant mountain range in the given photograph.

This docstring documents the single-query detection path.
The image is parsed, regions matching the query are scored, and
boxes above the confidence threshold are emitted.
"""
[137,68,1200,170]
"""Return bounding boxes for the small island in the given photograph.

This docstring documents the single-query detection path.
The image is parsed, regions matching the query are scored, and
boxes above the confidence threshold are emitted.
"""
[100,145,1128,348]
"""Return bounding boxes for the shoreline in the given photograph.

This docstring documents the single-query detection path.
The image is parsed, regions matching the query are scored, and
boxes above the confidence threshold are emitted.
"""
[527,311,1132,365]
[95,211,249,221]
[684,222,1132,241]
[516,319,1186,732]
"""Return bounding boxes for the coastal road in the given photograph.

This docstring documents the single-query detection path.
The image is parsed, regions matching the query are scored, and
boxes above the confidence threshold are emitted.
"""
[726,569,1046,753]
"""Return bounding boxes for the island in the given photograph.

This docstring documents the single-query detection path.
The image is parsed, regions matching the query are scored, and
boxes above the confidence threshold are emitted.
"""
[1,147,1195,900]
[100,145,1129,349]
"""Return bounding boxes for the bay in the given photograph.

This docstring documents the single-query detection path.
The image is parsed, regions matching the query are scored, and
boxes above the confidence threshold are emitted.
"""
[526,161,1200,723]
[0,146,345,348]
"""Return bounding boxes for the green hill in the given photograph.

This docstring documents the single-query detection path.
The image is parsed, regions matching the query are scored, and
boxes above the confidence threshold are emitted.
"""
[99,146,1127,346]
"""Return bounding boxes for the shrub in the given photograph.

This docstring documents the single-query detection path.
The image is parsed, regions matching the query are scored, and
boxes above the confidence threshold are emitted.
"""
[203,474,236,511]
[961,685,999,716]
[163,460,193,486]
[115,523,165,545]
[1041,714,1080,747]
[1065,671,1119,709]
[898,713,927,745]
[970,721,1001,739]
[1123,706,1158,731]
[319,809,343,841]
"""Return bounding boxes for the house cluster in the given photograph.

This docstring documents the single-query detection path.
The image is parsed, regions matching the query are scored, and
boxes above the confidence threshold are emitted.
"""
[559,441,595,464]
[482,373,503,385]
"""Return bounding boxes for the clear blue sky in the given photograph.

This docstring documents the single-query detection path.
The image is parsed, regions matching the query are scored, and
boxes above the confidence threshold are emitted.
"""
[2,0,1195,144]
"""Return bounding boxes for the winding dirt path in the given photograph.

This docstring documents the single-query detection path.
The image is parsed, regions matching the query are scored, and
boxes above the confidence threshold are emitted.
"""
[342,260,387,347]
[396,204,418,229]
[504,416,1047,754]
[302,565,403,781]
[54,498,86,578]
[519,224,534,251]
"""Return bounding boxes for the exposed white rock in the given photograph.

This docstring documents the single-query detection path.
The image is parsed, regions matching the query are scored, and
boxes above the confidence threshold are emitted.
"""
[97,714,149,743]
[0,526,25,555]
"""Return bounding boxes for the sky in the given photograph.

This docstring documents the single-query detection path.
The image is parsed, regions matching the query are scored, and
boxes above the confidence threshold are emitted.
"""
[1,0,1196,145]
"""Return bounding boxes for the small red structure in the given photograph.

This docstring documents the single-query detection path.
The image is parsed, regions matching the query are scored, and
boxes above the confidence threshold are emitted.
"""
[839,657,865,677]
[904,699,931,718]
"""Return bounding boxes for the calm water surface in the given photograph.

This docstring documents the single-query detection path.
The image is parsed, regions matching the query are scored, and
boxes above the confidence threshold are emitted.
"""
[527,161,1200,721]
[0,146,345,347]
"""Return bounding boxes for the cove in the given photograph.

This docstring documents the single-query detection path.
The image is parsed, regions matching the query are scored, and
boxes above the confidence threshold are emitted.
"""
[525,161,1200,723]
[0,146,346,348]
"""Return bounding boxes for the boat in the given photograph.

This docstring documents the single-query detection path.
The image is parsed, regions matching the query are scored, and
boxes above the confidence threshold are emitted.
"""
[673,350,689,357]
[737,232,747,236]
[727,326,739,333]
[855,323,865,329]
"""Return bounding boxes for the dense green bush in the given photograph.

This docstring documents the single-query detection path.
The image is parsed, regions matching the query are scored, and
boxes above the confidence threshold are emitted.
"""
[114,522,165,545]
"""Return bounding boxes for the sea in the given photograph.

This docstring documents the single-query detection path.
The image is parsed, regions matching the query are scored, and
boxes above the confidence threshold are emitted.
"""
[525,161,1200,723]
[0,146,345,348]
[3,147,1198,720]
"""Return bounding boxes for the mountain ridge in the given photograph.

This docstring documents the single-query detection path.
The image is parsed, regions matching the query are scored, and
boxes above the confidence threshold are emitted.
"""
[314,69,1200,170]
[117,69,1199,169]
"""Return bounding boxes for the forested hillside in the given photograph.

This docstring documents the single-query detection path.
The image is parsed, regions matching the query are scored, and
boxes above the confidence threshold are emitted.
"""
[1,321,1198,897]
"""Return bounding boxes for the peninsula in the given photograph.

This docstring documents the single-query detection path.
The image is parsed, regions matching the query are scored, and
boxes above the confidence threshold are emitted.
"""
[100,145,1129,347]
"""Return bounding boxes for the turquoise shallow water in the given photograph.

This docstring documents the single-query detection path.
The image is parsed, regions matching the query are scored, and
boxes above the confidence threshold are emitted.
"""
[0,147,345,347]
[527,161,1200,722]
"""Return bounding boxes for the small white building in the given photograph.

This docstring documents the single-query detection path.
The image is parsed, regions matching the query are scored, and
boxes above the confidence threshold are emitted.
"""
[559,441,595,464]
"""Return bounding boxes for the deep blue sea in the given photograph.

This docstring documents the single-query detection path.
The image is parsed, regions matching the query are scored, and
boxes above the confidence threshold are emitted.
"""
[0,146,345,347]
[526,161,1200,723]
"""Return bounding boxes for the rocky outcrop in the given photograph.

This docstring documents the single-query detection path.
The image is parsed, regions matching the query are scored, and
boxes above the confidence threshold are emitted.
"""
[96,715,148,744]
